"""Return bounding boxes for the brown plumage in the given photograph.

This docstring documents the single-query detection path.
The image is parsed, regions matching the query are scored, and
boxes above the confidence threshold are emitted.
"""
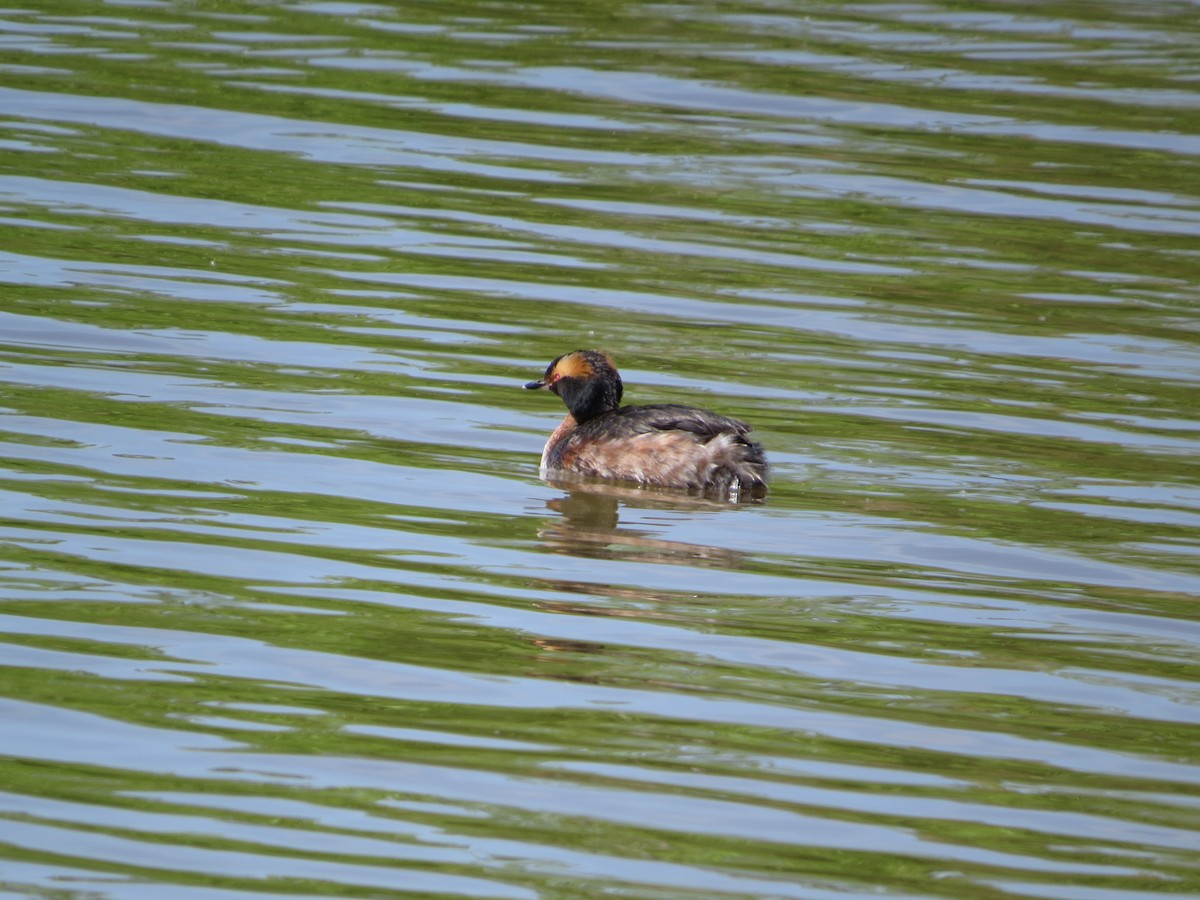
[524,350,768,499]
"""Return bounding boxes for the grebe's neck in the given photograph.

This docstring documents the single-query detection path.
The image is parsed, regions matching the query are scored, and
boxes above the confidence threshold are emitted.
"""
[541,414,578,470]
[557,374,622,424]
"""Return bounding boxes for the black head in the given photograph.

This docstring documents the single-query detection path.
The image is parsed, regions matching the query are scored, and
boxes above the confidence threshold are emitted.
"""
[523,349,623,423]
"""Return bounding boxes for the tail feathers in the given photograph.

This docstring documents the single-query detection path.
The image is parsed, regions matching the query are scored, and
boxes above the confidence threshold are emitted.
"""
[703,433,769,499]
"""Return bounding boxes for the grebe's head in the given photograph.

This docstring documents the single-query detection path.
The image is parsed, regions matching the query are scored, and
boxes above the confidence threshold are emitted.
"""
[524,349,623,423]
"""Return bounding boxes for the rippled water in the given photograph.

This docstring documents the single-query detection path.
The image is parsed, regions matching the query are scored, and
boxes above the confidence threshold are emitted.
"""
[2,1,1199,898]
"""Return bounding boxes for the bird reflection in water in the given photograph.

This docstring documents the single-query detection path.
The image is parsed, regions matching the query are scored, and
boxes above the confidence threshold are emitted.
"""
[522,478,757,684]
[535,475,750,567]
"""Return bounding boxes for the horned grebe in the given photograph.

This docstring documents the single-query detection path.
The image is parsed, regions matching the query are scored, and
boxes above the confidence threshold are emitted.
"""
[524,350,768,498]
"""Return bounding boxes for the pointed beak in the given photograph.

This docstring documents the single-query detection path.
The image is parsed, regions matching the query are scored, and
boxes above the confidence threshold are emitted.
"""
[523,379,547,390]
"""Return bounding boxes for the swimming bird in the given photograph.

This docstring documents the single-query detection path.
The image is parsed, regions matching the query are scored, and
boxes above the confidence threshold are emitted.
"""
[524,350,768,499]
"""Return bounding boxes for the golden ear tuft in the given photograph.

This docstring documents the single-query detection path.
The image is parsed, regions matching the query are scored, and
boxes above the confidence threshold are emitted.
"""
[553,351,595,380]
